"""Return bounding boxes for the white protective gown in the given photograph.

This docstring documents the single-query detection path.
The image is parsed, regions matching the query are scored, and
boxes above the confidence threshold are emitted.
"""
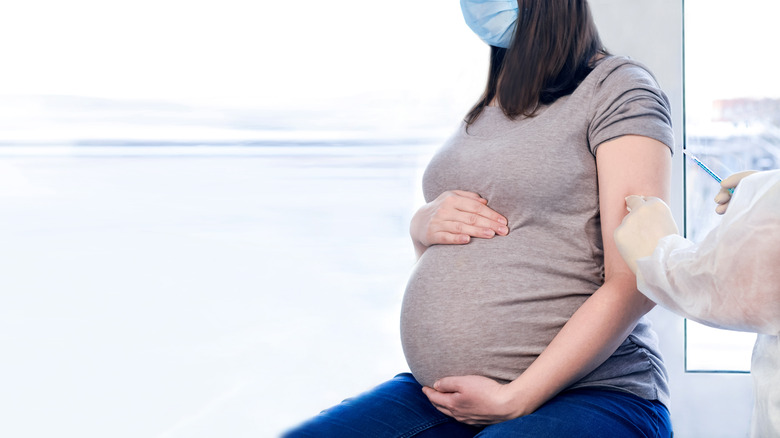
[636,170,780,437]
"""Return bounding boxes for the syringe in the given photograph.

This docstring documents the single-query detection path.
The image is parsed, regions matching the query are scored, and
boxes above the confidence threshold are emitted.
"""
[683,150,734,194]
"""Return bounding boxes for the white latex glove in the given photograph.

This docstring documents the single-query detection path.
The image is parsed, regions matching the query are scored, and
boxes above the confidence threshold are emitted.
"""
[715,170,758,215]
[614,195,679,275]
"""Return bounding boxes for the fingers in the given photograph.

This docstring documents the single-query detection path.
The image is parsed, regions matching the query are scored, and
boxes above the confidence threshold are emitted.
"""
[422,384,466,424]
[422,379,496,426]
[439,210,508,237]
[715,170,757,215]
[412,191,510,251]
[433,377,460,393]
[428,231,472,245]
[451,190,489,204]
[714,187,732,215]
[625,195,646,212]
[425,191,509,245]
[626,195,668,213]
[437,227,493,243]
[449,193,508,228]
[421,386,454,416]
[424,213,504,246]
[714,189,731,205]
[714,186,735,215]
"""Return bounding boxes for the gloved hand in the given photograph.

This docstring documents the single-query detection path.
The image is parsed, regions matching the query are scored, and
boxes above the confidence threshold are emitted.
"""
[715,170,758,215]
[614,196,679,274]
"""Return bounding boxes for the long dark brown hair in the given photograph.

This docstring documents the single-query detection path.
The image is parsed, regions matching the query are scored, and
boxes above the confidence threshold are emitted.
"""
[465,0,609,125]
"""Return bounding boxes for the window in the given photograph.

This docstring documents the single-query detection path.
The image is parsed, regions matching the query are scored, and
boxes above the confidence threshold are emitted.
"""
[683,0,773,372]
[0,2,488,436]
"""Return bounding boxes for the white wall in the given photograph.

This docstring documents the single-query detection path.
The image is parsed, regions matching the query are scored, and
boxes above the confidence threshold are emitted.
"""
[589,1,753,437]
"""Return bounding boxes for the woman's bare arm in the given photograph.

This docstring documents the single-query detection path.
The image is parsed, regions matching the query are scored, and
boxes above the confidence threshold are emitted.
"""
[503,134,672,415]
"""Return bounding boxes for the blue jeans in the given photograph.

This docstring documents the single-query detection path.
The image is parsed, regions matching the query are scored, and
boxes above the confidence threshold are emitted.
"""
[282,373,671,438]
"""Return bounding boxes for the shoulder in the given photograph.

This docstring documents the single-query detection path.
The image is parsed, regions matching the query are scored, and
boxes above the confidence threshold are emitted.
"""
[585,56,674,155]
[586,54,671,115]
[590,56,661,89]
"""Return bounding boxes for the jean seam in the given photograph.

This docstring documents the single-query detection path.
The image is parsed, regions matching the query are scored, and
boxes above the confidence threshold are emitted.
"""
[399,417,452,438]
[653,401,671,438]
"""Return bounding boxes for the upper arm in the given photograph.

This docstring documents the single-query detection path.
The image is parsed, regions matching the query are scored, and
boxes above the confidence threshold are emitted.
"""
[595,135,672,282]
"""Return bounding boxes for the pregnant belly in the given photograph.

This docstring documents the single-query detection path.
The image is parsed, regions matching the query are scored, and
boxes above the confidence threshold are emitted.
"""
[399,244,584,387]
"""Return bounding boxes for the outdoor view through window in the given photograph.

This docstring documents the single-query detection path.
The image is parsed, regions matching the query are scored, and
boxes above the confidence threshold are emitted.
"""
[683,0,776,372]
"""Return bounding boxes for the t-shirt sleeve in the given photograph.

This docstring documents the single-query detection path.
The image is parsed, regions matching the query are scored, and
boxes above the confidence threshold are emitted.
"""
[587,59,675,156]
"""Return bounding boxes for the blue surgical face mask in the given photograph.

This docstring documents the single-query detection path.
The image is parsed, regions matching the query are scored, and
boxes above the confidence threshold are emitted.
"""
[460,0,519,49]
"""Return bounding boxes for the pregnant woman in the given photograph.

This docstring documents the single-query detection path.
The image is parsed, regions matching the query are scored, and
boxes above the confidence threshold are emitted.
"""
[284,1,674,436]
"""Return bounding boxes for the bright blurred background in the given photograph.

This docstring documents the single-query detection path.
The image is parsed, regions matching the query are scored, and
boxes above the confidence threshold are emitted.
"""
[0,0,775,436]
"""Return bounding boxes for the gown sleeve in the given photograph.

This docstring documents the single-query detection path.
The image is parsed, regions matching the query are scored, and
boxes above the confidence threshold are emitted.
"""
[635,170,780,336]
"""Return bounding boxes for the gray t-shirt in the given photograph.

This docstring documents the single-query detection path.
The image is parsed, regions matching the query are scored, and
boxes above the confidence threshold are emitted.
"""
[400,56,674,407]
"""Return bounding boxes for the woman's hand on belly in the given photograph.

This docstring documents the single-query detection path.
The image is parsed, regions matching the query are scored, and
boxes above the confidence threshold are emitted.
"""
[421,375,526,426]
[410,190,509,258]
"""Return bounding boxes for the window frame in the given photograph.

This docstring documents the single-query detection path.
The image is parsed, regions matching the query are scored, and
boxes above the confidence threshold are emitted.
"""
[590,0,754,435]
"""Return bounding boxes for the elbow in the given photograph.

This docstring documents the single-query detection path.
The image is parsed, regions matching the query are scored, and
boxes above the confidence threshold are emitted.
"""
[608,271,657,315]
[635,292,657,315]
